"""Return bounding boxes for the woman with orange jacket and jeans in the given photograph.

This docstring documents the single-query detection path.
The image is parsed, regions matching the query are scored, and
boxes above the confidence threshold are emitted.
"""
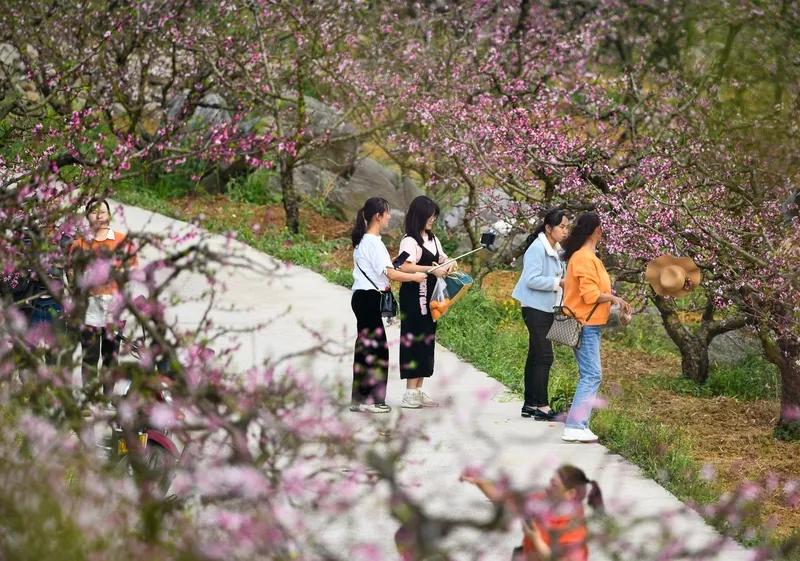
[560,213,630,444]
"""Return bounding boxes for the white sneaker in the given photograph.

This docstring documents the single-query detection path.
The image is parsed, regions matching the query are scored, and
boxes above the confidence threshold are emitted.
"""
[418,391,439,407]
[561,427,599,443]
[400,389,422,409]
[350,403,391,413]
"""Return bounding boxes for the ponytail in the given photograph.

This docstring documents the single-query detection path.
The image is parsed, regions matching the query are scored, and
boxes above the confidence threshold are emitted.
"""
[587,480,604,513]
[351,197,390,247]
[556,464,604,513]
[351,208,368,247]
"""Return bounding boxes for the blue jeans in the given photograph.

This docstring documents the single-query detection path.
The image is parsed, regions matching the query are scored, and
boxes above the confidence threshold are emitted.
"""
[565,326,602,429]
[30,297,62,325]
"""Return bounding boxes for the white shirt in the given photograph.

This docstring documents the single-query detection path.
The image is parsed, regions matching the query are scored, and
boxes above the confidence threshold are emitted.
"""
[352,234,393,291]
[84,228,118,327]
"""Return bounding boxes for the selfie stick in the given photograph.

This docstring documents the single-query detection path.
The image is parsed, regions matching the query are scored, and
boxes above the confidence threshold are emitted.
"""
[427,247,484,272]
[427,230,498,273]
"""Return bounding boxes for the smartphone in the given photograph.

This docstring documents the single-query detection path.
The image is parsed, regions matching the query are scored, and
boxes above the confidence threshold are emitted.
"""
[392,251,410,269]
[480,230,497,250]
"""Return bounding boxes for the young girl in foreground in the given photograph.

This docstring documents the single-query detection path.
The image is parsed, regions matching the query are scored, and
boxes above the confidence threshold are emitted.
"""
[349,197,426,413]
[462,464,604,561]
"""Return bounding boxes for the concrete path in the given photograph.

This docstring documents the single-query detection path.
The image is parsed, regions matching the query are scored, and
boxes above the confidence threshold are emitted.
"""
[118,203,751,561]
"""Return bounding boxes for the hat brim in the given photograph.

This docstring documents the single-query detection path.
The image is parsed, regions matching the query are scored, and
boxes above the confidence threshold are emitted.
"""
[645,255,702,298]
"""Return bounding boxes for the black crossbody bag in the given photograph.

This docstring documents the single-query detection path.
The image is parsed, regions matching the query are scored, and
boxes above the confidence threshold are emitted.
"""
[356,262,397,318]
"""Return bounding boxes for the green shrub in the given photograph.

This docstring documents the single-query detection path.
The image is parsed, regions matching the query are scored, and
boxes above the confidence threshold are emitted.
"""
[605,313,679,358]
[227,169,279,205]
[648,355,780,401]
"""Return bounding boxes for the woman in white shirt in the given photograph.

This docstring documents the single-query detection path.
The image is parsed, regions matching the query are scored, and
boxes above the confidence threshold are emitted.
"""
[397,196,453,409]
[350,197,426,413]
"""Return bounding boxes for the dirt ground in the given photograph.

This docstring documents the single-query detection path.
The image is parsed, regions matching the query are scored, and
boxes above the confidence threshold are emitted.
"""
[610,352,800,537]
[169,201,800,538]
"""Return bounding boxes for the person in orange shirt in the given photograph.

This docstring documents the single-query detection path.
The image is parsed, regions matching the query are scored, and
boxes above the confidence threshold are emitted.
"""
[461,464,604,561]
[559,212,630,443]
[70,198,138,395]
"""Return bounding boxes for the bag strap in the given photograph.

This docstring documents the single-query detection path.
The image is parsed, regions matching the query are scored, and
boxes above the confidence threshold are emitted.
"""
[355,261,382,292]
[584,301,601,322]
[555,292,601,323]
[555,261,601,322]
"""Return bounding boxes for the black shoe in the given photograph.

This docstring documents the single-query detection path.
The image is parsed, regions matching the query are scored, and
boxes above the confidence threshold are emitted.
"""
[521,404,555,420]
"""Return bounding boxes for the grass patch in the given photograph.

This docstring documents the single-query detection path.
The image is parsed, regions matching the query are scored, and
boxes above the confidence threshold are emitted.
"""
[322,267,354,288]
[707,356,780,401]
[604,313,679,358]
[436,291,578,412]
[226,169,280,206]
[115,171,195,216]
[646,355,780,401]
[592,410,719,504]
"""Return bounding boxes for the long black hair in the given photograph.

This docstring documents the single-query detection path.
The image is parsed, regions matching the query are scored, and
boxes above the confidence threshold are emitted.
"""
[562,212,601,261]
[404,195,440,247]
[557,464,605,513]
[524,207,568,251]
[351,197,390,247]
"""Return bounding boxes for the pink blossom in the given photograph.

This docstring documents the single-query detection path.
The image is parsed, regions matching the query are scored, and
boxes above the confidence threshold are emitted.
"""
[79,258,112,290]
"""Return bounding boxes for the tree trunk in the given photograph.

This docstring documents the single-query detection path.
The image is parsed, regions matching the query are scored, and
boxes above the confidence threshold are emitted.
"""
[778,354,800,432]
[678,338,710,384]
[759,329,800,439]
[280,156,300,234]
[651,292,748,384]
[652,294,711,383]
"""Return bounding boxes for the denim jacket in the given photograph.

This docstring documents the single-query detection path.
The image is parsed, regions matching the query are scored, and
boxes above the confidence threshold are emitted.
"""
[512,233,564,313]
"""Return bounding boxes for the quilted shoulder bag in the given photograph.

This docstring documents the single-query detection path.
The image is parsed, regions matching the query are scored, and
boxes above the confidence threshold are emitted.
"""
[355,262,397,318]
[546,301,600,349]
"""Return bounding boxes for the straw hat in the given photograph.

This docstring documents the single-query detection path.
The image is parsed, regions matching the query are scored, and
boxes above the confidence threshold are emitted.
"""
[645,255,702,298]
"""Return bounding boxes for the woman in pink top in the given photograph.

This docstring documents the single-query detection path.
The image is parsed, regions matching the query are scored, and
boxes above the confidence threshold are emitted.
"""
[397,196,453,409]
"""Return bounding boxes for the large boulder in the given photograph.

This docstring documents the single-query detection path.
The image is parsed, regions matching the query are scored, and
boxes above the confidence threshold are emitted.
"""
[708,328,762,366]
[0,43,41,105]
[301,96,360,175]
[326,157,424,219]
[0,43,23,74]
[262,159,421,238]
[291,164,347,200]
[188,93,232,129]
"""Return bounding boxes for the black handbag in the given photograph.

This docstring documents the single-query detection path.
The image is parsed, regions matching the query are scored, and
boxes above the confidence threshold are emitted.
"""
[356,262,397,318]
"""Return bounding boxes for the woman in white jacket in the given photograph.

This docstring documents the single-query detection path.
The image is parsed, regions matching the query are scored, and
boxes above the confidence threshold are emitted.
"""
[511,209,570,420]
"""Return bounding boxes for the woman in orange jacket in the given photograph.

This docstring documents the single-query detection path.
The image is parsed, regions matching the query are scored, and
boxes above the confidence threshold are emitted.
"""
[559,213,630,443]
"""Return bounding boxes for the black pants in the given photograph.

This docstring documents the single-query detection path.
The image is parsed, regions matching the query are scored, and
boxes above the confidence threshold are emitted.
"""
[80,326,119,395]
[522,307,555,407]
[351,290,388,405]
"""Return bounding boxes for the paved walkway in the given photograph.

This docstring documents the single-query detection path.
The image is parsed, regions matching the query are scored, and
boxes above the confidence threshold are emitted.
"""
[119,203,750,561]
